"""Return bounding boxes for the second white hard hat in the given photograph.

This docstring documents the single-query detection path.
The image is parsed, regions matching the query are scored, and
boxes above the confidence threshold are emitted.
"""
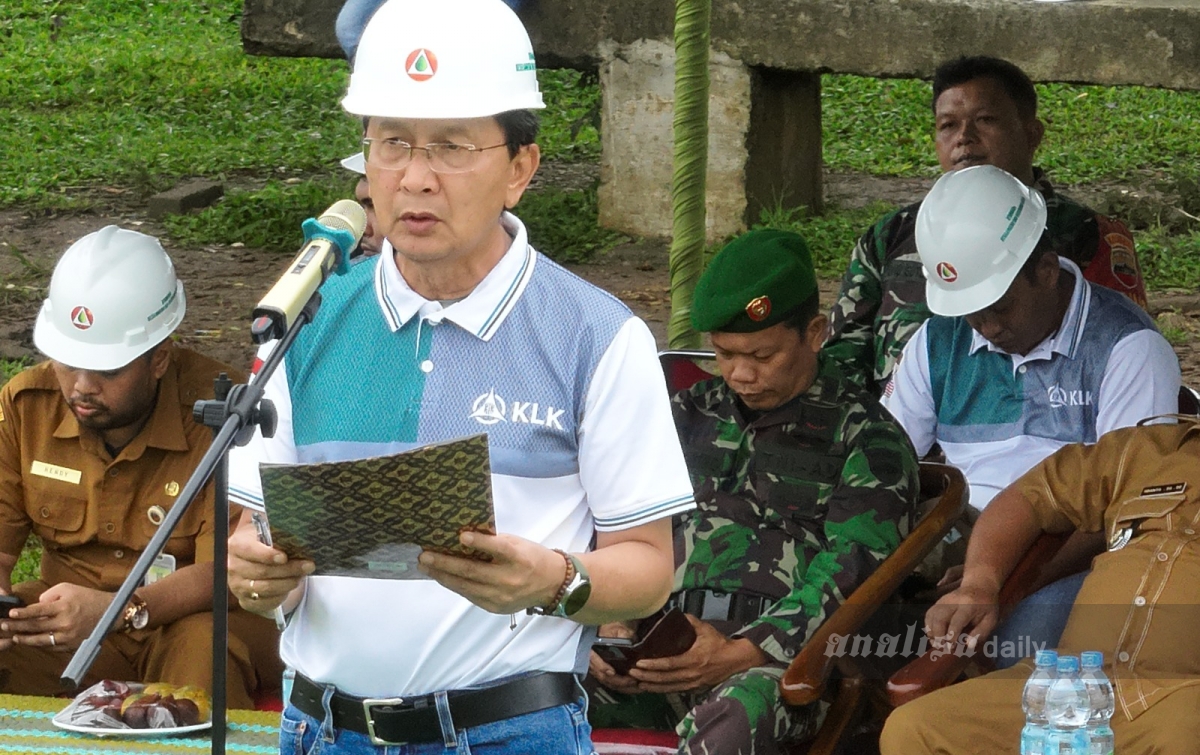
[342,0,545,119]
[33,226,186,371]
[340,152,366,175]
[915,165,1048,317]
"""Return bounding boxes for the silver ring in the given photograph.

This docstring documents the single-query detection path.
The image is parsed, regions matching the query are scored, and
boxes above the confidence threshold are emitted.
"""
[249,579,256,591]
[250,591,260,601]
[48,632,56,647]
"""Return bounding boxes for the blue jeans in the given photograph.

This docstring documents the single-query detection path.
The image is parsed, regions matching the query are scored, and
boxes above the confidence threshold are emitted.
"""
[279,699,593,755]
[991,570,1089,670]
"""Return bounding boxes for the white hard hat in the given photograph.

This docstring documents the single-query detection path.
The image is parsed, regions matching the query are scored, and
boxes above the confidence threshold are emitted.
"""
[33,226,186,371]
[340,152,366,175]
[915,165,1048,317]
[342,0,545,119]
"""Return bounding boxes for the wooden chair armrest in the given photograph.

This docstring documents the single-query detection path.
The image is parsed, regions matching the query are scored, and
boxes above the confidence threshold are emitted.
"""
[885,644,976,708]
[885,530,1071,708]
[781,464,966,706]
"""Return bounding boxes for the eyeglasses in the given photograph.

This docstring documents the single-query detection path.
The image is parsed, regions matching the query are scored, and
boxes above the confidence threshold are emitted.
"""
[361,138,509,174]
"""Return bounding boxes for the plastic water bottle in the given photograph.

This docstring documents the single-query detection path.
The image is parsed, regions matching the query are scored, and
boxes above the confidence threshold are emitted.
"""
[282,667,295,707]
[1021,649,1058,755]
[1080,651,1115,755]
[1046,655,1091,755]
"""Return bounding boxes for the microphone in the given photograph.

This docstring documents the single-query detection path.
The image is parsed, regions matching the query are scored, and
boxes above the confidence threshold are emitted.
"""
[251,199,367,344]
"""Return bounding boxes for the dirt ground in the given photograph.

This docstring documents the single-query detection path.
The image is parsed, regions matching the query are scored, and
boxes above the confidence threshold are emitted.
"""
[1,169,1198,387]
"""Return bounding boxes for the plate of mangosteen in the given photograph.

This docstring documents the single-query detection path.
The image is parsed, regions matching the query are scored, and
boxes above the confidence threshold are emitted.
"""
[52,679,212,737]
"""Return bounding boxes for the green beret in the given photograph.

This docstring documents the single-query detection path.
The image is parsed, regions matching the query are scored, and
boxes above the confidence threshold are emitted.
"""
[690,229,818,333]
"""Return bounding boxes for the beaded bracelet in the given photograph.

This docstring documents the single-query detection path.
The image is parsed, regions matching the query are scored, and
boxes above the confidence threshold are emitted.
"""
[538,549,575,615]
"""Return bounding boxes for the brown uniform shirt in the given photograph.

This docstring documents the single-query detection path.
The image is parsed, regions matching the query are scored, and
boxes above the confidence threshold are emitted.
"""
[0,347,244,592]
[1018,420,1200,722]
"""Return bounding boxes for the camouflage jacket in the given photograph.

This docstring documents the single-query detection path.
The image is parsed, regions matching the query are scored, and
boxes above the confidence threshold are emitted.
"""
[670,359,919,665]
[823,169,1147,395]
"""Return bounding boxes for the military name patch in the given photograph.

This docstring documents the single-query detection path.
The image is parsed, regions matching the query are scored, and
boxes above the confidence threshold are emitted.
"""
[30,460,82,485]
[745,295,771,321]
[1140,482,1187,497]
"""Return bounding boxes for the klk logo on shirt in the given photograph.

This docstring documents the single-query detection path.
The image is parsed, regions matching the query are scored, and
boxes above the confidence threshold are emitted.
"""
[470,389,565,430]
[1047,384,1093,409]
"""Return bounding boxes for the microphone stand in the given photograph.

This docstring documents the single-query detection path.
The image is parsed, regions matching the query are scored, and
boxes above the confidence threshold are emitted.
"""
[62,294,323,755]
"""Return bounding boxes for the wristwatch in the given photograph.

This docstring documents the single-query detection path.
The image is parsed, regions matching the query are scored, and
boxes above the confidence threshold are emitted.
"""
[121,594,149,632]
[554,553,591,618]
[528,551,592,618]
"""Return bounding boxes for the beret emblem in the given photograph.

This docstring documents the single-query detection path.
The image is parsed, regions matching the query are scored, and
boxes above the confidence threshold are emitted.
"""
[745,295,772,321]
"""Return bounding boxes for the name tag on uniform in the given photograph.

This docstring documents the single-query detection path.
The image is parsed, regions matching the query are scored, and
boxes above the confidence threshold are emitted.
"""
[144,554,176,586]
[30,461,82,485]
[1141,482,1187,497]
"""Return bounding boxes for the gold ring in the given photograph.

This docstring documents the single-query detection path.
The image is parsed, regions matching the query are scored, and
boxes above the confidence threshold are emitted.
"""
[49,632,56,647]
[250,591,260,601]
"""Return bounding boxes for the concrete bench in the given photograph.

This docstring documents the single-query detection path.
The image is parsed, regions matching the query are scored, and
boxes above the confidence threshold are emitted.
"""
[242,0,1200,241]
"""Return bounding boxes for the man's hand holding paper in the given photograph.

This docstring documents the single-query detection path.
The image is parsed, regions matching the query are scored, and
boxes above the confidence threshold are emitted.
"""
[228,513,315,615]
[417,530,566,614]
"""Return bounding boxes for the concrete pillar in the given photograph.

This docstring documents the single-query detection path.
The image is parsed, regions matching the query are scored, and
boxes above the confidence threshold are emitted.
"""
[745,68,823,224]
[597,39,752,243]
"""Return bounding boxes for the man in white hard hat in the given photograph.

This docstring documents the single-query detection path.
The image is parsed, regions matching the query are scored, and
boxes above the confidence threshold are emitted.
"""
[0,226,282,706]
[881,165,1179,664]
[226,0,693,750]
[339,151,384,258]
[824,56,1148,396]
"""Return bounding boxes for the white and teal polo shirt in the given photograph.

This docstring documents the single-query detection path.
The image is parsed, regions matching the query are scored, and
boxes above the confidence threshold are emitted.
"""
[883,258,1180,510]
[228,212,694,698]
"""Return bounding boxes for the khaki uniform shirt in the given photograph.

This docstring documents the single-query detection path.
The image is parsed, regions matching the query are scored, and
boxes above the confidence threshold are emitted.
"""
[1018,420,1200,722]
[0,348,243,591]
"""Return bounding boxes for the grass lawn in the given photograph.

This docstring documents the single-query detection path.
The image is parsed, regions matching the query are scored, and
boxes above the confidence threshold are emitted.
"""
[7,0,1200,281]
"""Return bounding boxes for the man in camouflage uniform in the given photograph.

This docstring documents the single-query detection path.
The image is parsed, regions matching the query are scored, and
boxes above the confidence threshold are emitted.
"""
[589,230,920,754]
[824,56,1147,395]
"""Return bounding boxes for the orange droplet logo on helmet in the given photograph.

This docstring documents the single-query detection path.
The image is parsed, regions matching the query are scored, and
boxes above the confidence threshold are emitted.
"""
[405,49,438,81]
[745,295,772,321]
[936,262,958,283]
[70,306,94,330]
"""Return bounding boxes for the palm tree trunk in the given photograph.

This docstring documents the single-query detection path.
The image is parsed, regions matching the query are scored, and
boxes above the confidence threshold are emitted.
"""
[666,0,710,349]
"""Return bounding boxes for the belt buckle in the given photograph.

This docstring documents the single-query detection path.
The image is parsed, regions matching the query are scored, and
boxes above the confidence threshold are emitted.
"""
[362,697,407,746]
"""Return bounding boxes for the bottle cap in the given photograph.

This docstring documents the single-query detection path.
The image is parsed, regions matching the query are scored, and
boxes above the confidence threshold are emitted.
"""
[1056,655,1080,673]
[1035,649,1059,668]
[1081,651,1104,668]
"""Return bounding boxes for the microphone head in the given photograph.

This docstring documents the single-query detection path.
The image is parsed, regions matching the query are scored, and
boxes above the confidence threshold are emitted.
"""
[319,199,368,244]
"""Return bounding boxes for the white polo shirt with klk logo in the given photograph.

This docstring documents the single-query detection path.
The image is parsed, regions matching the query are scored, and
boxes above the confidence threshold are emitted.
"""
[884,257,1180,510]
[229,212,694,697]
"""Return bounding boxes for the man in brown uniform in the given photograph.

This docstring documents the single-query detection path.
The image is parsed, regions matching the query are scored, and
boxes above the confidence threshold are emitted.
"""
[0,226,280,708]
[880,417,1200,754]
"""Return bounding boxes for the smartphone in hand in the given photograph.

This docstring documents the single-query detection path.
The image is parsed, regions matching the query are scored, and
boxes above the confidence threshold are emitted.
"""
[0,594,25,619]
[592,607,696,675]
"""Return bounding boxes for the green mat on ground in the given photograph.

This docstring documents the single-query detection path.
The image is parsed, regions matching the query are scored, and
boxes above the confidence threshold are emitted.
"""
[0,694,280,754]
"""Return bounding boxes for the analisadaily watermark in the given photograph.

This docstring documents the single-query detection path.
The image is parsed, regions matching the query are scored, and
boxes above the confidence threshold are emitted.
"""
[822,622,1047,662]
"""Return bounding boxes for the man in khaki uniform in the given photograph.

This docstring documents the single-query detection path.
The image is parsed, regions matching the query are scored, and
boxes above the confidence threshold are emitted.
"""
[0,226,281,708]
[880,418,1200,754]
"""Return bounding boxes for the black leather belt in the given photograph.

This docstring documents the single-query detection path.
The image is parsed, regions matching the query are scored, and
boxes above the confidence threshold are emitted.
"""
[672,588,770,625]
[290,671,577,745]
